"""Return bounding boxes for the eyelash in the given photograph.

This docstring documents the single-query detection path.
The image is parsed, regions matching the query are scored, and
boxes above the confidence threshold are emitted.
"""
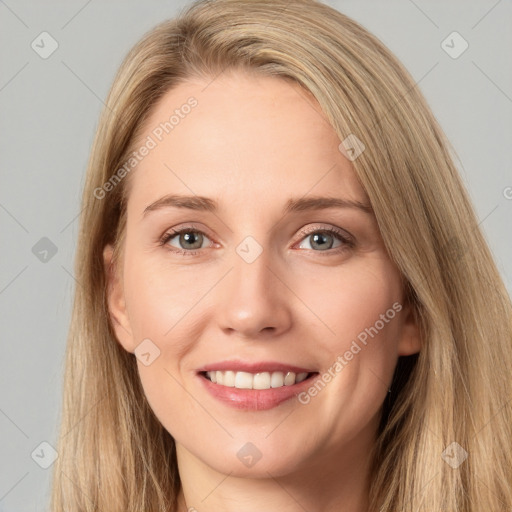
[158,225,355,257]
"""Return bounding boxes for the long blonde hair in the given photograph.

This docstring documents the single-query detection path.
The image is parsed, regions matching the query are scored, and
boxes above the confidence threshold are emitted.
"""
[50,0,512,510]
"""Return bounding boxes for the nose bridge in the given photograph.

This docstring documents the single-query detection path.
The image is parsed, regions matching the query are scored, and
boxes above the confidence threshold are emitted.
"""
[232,239,273,299]
[216,237,292,337]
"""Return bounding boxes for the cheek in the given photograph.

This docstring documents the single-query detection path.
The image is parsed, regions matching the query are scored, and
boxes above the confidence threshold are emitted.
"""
[294,258,403,354]
[123,250,210,346]
[292,259,404,419]
[121,252,215,427]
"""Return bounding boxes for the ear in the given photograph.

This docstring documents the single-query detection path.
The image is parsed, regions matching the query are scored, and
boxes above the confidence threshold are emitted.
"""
[103,244,135,354]
[397,303,421,356]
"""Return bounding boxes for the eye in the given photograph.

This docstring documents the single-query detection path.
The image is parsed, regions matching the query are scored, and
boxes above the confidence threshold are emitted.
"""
[296,226,354,253]
[159,225,354,256]
[159,227,212,255]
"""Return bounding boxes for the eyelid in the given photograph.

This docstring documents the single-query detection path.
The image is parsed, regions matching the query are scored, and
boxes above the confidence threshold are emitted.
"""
[295,224,354,244]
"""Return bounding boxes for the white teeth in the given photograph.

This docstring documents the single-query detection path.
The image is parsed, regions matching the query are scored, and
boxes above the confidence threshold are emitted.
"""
[284,371,296,386]
[205,370,310,389]
[253,372,270,390]
[223,370,235,387]
[235,371,253,389]
[270,372,284,388]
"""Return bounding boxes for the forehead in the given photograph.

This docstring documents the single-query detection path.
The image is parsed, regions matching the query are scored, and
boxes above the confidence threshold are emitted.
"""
[126,71,367,215]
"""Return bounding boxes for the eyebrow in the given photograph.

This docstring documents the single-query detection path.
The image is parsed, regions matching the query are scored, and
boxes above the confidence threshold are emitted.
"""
[142,194,373,217]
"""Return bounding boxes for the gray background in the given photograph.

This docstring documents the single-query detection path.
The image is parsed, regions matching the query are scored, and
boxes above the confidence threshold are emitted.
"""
[1,1,511,510]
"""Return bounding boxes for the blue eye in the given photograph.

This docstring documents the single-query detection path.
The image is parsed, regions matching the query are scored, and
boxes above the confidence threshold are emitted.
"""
[160,228,212,255]
[298,227,350,251]
[159,225,354,256]
[299,227,355,255]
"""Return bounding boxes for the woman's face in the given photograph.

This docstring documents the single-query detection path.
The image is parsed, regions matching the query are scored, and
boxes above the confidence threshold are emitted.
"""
[105,71,420,480]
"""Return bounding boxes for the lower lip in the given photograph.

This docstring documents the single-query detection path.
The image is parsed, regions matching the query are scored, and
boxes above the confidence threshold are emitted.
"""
[198,372,318,411]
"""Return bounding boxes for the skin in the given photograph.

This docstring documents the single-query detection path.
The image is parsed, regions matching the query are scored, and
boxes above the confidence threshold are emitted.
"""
[104,70,421,512]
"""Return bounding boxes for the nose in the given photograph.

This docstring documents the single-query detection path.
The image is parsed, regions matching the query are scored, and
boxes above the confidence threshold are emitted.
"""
[215,245,293,340]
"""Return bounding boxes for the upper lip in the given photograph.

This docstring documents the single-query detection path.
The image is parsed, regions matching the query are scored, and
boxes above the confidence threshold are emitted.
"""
[197,360,316,374]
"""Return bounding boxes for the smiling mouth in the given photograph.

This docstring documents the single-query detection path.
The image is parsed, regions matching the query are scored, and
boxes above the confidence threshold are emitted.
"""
[201,370,317,390]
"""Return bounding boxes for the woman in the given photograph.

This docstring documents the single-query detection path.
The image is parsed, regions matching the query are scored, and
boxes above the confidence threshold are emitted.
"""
[50,0,512,510]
